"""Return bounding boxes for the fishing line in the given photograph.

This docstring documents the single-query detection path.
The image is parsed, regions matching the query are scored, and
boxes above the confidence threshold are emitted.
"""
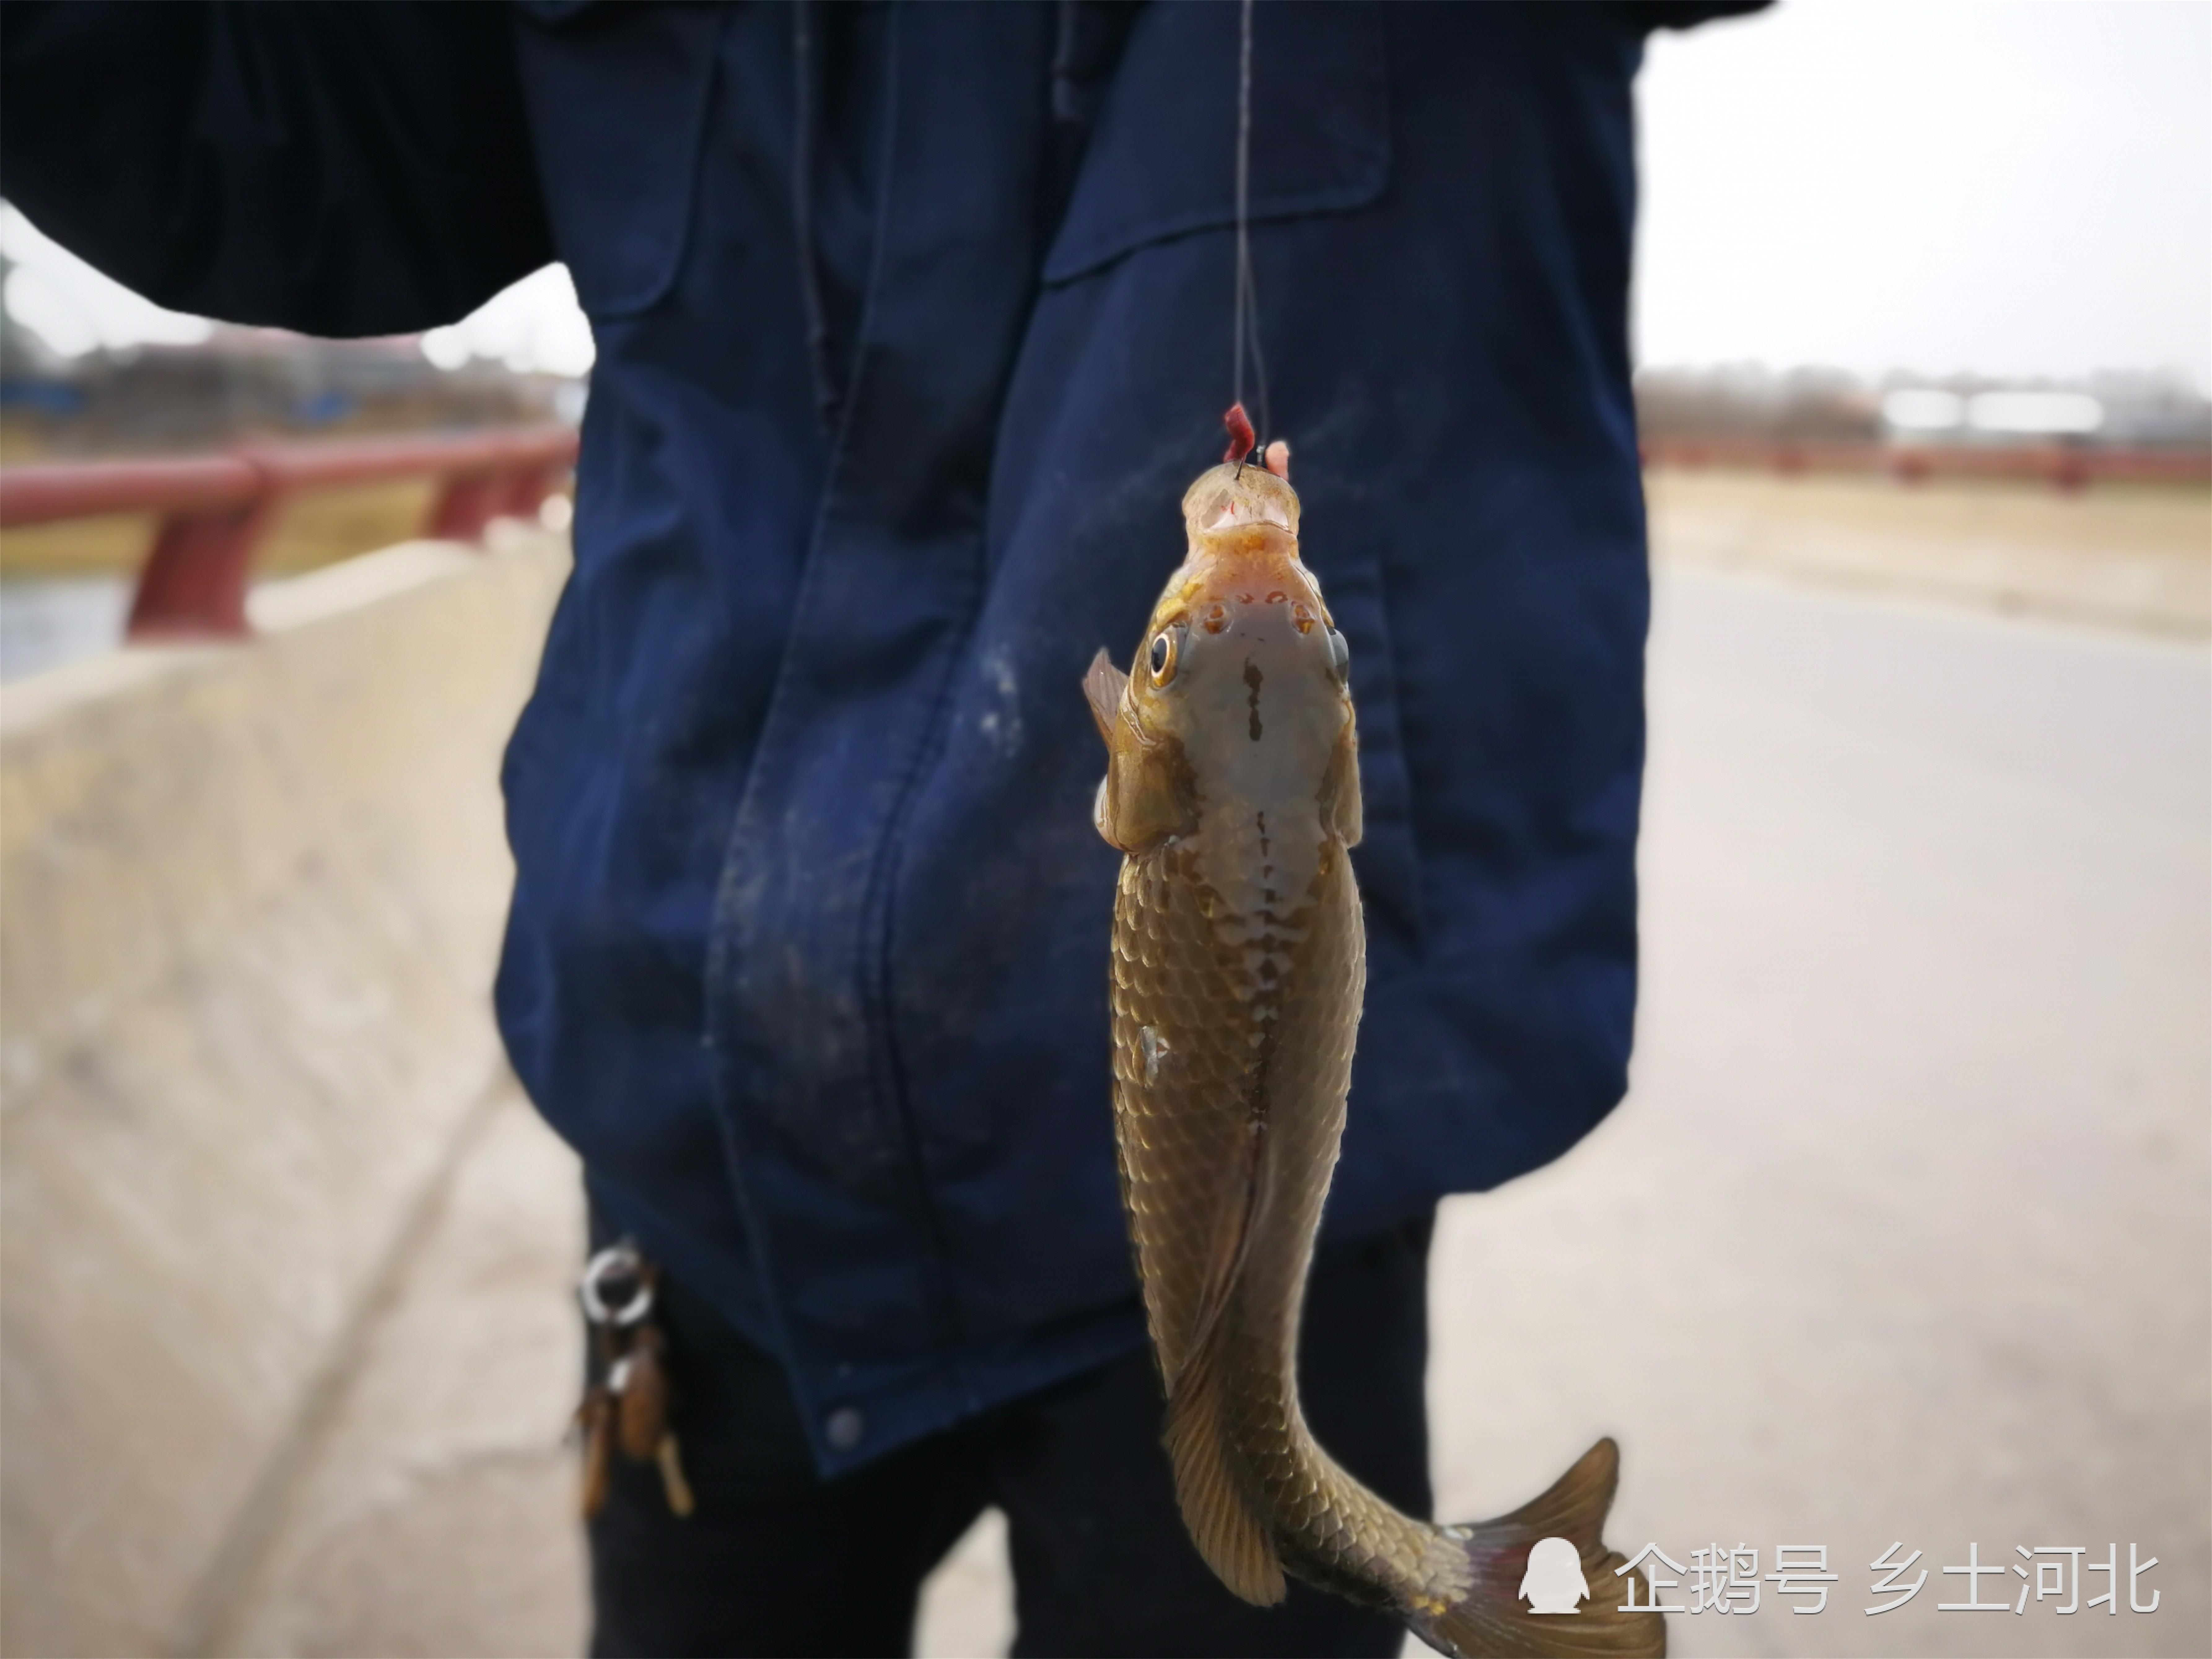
[1231,0,1271,452]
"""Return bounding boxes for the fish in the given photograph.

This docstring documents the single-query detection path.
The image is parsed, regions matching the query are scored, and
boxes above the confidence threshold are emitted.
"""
[1080,408,1663,1658]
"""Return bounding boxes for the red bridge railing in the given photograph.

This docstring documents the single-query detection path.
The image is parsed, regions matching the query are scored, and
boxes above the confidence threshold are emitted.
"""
[1639,437,2210,491]
[0,425,579,639]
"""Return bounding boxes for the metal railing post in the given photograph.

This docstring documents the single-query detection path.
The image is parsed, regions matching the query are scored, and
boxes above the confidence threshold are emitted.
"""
[425,472,508,542]
[126,495,282,639]
[0,426,579,646]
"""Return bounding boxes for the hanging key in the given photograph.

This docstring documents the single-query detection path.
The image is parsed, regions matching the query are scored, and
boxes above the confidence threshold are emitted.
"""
[575,1237,690,1518]
[655,1429,696,1517]
[615,1324,670,1459]
[574,1385,615,1520]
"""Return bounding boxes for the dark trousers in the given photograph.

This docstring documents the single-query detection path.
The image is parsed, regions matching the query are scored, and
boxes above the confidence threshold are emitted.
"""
[586,1214,1434,1658]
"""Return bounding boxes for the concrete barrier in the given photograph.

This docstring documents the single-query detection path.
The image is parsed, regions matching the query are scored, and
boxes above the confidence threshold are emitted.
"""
[0,527,567,1657]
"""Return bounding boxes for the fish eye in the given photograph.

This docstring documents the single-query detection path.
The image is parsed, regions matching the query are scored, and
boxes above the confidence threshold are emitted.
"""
[1326,627,1350,680]
[1148,629,1178,684]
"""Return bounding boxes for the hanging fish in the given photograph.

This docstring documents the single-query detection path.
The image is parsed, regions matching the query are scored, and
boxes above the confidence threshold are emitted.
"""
[1082,408,1662,1658]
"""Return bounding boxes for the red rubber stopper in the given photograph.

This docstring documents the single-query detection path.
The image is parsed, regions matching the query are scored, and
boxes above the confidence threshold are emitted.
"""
[1222,402,1257,464]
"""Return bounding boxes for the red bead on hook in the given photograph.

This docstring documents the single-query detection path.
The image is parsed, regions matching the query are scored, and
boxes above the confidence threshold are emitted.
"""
[1222,402,1257,465]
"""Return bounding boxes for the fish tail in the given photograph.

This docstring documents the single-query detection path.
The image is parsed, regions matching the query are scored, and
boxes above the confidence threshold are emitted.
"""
[1161,1339,1287,1607]
[1407,1438,1665,1659]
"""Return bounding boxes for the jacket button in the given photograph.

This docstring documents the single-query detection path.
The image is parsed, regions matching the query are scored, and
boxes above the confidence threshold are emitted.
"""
[824,1407,865,1451]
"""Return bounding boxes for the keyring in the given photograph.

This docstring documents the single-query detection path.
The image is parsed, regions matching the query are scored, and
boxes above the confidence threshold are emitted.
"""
[579,1241,655,1326]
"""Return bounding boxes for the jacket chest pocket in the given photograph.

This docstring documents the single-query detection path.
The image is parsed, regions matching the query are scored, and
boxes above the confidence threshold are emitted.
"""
[515,2,725,318]
[1041,2,1389,286]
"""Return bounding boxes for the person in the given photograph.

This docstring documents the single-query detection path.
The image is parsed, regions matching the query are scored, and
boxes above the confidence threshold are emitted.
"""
[1,3,1759,1653]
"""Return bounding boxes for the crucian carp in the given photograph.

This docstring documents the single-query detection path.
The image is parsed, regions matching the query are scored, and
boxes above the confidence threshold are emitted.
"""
[1081,408,1663,1658]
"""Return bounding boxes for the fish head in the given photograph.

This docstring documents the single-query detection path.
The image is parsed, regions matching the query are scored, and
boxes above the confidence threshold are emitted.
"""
[1085,462,1362,854]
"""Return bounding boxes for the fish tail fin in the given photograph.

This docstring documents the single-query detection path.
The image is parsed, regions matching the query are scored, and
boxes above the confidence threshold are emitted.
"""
[1161,1340,1287,1607]
[1408,1438,1665,1659]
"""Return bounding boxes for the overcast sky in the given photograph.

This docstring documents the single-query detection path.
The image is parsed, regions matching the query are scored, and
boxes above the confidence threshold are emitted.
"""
[3,0,2207,388]
[1637,0,2211,387]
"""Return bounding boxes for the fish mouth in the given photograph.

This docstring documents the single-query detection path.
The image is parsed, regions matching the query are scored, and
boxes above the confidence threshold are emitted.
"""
[1181,461,1302,541]
[1197,495,1295,534]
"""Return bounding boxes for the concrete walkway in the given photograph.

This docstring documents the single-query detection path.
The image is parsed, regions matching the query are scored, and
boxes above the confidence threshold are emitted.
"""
[212,564,2208,1657]
[217,1085,588,1659]
[1429,567,2208,1657]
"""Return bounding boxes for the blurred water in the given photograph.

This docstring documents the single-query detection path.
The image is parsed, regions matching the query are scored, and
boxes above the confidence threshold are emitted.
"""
[0,576,131,681]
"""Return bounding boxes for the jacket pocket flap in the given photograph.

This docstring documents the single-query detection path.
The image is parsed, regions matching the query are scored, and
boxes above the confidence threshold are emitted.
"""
[1042,4,1389,286]
[516,5,724,317]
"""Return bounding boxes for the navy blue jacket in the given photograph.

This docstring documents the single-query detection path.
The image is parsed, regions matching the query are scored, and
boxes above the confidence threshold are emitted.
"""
[3,0,1753,1475]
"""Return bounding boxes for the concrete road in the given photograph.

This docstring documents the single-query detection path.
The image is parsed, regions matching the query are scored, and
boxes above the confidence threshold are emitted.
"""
[1425,566,2209,1658]
[220,563,2210,1657]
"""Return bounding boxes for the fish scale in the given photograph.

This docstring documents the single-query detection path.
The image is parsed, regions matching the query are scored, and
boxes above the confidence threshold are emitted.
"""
[1087,426,1663,1657]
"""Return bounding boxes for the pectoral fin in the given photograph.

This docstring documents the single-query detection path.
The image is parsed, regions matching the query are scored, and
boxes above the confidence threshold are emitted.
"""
[1083,649,1196,853]
[1329,728,1364,847]
[1083,649,1128,747]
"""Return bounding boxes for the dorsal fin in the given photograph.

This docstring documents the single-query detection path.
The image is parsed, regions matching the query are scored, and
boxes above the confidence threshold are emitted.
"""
[1163,1350,1285,1606]
[1160,1118,1285,1606]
